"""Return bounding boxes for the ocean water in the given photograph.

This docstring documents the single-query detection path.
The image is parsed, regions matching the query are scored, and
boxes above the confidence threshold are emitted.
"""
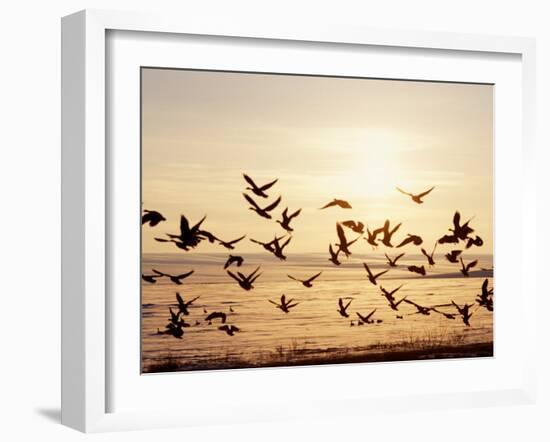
[141,252,493,372]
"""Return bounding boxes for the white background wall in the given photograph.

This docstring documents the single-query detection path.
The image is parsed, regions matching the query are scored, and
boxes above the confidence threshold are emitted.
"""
[0,1,548,440]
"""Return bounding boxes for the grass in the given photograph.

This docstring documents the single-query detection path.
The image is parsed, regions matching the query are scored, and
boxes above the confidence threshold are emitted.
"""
[143,330,492,373]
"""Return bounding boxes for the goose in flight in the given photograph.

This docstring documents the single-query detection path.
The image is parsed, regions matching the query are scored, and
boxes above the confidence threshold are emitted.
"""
[175,293,200,316]
[336,223,360,257]
[385,253,405,267]
[445,250,462,263]
[476,278,494,311]
[337,298,353,318]
[272,235,292,261]
[364,226,380,248]
[380,286,407,311]
[378,220,402,248]
[152,269,194,285]
[142,209,166,226]
[403,299,433,316]
[356,309,377,325]
[250,235,285,253]
[407,265,426,276]
[452,211,475,240]
[459,257,478,277]
[396,186,435,204]
[268,294,300,313]
[159,214,208,250]
[287,271,322,288]
[205,311,227,324]
[243,193,282,219]
[319,199,352,210]
[141,273,160,284]
[451,300,475,326]
[243,173,278,198]
[224,255,244,269]
[341,220,365,234]
[227,266,262,290]
[465,235,484,249]
[363,262,389,285]
[396,234,423,248]
[217,234,246,250]
[157,323,184,339]
[420,242,437,266]
[218,324,241,336]
[276,207,302,232]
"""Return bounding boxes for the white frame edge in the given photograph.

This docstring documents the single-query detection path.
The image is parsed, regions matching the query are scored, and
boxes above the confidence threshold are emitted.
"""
[61,9,537,433]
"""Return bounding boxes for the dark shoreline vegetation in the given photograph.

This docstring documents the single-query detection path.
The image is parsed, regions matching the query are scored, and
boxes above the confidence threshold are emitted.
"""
[142,340,493,374]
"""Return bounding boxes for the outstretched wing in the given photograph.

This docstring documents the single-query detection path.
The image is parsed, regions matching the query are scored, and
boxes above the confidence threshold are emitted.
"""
[176,270,194,279]
[152,269,165,276]
[417,186,435,198]
[243,193,261,210]
[226,271,241,282]
[242,173,258,190]
[268,299,279,306]
[259,178,278,191]
[227,234,246,245]
[179,215,191,236]
[396,187,413,197]
[289,208,302,219]
[263,196,282,212]
[366,308,377,321]
[287,274,299,282]
[362,262,374,278]
[373,268,390,279]
[336,223,347,247]
[466,260,478,271]
[306,271,322,283]
[319,200,337,209]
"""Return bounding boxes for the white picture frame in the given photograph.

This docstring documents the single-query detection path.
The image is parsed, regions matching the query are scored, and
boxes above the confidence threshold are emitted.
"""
[61,9,537,433]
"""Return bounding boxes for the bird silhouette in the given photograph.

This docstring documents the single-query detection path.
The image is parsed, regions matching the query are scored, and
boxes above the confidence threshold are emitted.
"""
[476,278,494,311]
[328,244,341,266]
[380,286,407,311]
[341,220,365,234]
[363,262,389,285]
[142,209,166,226]
[157,323,184,339]
[378,220,402,247]
[243,173,278,198]
[287,271,322,288]
[224,255,244,269]
[396,186,435,204]
[364,226,380,248]
[152,269,194,285]
[217,234,246,250]
[403,299,433,315]
[420,242,437,266]
[465,235,484,249]
[396,234,423,248]
[272,235,292,261]
[337,298,353,317]
[445,250,462,263]
[336,223,360,257]
[243,193,281,219]
[268,294,299,313]
[276,208,302,232]
[438,234,459,245]
[141,273,160,284]
[451,300,474,326]
[319,199,352,209]
[175,293,200,316]
[205,311,227,324]
[158,214,208,250]
[218,324,240,336]
[459,257,478,276]
[356,309,377,324]
[385,253,405,267]
[407,265,426,276]
[227,266,262,290]
[250,235,285,253]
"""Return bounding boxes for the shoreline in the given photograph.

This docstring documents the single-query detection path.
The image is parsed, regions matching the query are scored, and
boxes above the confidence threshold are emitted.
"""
[142,341,493,374]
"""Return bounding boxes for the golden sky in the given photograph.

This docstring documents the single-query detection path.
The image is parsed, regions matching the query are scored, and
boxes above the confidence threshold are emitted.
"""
[141,68,493,254]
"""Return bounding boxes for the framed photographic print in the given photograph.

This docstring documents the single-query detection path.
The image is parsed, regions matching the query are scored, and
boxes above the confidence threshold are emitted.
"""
[61,9,537,432]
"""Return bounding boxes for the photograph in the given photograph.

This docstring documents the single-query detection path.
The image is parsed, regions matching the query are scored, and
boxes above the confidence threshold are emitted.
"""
[140,68,494,374]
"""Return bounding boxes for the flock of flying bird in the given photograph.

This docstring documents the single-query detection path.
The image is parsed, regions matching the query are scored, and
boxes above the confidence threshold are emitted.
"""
[142,174,493,340]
